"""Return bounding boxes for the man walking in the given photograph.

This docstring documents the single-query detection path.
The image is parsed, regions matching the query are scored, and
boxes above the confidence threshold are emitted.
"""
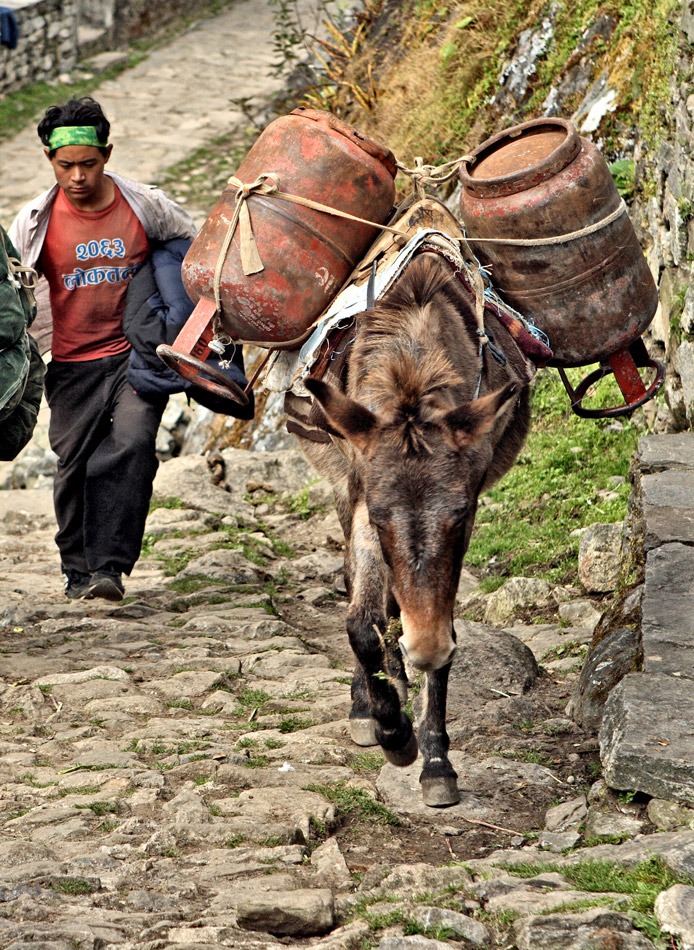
[10,96,196,602]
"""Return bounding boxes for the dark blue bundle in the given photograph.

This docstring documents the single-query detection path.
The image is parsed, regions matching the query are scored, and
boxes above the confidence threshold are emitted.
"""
[0,8,19,50]
[123,238,254,419]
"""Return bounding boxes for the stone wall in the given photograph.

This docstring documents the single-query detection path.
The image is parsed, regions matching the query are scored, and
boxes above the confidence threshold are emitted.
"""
[0,0,223,95]
[636,2,694,431]
[0,0,78,95]
[77,0,226,47]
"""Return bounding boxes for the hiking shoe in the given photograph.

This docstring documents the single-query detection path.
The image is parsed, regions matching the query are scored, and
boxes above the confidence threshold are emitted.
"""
[63,568,92,600]
[84,570,125,602]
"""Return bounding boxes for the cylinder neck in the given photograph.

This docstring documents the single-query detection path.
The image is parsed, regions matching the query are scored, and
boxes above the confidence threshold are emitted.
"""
[460,118,581,199]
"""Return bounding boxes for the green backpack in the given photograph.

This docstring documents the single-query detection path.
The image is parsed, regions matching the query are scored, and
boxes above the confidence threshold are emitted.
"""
[0,225,45,461]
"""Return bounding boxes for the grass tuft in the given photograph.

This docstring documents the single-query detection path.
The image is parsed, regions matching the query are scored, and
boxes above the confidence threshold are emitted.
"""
[306,782,402,825]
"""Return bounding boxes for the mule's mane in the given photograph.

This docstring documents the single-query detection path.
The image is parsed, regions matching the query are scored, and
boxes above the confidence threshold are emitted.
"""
[361,254,468,342]
[352,255,477,451]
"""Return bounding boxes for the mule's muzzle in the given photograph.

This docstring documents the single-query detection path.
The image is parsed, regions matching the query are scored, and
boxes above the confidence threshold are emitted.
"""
[398,637,457,672]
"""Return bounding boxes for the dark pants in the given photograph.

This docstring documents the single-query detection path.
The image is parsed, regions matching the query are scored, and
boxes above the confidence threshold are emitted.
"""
[45,352,167,576]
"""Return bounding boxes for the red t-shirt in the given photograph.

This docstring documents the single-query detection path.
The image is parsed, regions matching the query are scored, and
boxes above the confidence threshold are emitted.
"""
[40,185,150,361]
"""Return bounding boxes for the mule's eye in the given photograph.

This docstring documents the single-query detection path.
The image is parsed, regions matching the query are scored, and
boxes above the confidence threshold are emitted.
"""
[368,509,388,533]
[450,508,468,529]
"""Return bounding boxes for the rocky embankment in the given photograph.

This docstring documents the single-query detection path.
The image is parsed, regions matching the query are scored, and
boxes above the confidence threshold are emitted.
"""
[1,437,694,949]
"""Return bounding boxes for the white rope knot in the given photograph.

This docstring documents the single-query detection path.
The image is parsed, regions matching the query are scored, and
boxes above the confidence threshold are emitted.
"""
[397,155,474,199]
[231,172,280,203]
[210,172,282,344]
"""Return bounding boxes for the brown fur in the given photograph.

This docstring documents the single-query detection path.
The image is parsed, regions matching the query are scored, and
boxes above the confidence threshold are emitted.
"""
[292,252,532,804]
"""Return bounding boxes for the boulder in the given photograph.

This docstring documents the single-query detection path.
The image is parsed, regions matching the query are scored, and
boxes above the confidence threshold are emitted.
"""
[567,626,640,729]
[655,884,694,950]
[483,577,555,624]
[236,888,335,936]
[641,543,694,679]
[449,621,539,701]
[544,796,588,833]
[578,522,623,593]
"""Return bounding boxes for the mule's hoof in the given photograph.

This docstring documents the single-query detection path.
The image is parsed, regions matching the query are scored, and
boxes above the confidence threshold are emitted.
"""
[382,730,418,767]
[349,717,378,747]
[420,775,460,808]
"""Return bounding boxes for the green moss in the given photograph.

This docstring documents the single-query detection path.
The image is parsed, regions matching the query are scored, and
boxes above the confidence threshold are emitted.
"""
[609,159,636,201]
[236,688,273,708]
[670,285,687,346]
[226,834,247,848]
[277,715,314,733]
[149,495,184,513]
[50,876,98,895]
[166,574,218,592]
[347,750,386,773]
[0,56,146,146]
[502,854,694,934]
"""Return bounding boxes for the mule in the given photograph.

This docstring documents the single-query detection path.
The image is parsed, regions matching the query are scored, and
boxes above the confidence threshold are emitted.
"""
[286,252,532,806]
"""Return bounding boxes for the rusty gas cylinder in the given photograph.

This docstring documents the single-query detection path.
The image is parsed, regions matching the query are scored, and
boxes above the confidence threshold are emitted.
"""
[458,118,658,367]
[181,107,397,347]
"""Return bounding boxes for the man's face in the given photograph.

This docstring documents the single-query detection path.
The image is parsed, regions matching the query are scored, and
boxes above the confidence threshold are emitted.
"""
[46,144,113,209]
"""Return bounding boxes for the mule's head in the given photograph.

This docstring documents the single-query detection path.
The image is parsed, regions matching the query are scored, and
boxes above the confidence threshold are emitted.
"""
[305,375,518,672]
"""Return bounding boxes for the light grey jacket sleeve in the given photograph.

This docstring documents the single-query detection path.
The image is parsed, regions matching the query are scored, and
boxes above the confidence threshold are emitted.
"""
[110,172,197,243]
[8,185,58,272]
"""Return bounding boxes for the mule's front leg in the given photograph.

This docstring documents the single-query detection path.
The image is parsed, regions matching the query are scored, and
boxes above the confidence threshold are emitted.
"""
[347,608,417,766]
[418,661,459,806]
[347,502,416,766]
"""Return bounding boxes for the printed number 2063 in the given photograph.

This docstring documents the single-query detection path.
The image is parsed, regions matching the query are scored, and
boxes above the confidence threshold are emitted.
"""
[75,238,125,261]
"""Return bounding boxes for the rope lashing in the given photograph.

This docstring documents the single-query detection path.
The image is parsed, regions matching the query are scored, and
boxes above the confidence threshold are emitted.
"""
[209,172,412,348]
[215,172,410,284]
[207,163,627,355]
[463,199,628,246]
[396,155,473,200]
[0,227,39,311]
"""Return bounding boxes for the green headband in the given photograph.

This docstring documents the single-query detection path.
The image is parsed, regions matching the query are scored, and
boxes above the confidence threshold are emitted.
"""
[48,126,108,150]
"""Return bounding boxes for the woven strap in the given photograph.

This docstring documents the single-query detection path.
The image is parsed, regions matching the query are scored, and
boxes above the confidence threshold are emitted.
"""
[0,228,39,312]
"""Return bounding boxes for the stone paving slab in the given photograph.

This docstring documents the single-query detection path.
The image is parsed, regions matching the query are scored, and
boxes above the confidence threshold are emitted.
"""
[641,542,694,678]
[599,434,694,807]
[0,487,54,518]
[639,433,694,473]
[640,470,694,549]
[600,672,694,804]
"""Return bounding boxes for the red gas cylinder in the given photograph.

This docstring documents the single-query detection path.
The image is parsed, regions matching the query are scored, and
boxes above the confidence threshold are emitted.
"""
[458,118,664,417]
[182,107,397,346]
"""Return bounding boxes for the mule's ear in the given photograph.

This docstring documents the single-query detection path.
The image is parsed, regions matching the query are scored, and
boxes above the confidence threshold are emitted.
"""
[444,382,519,448]
[304,376,377,452]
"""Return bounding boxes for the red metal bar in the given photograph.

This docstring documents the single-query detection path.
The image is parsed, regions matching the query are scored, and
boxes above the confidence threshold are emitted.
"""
[171,296,217,362]
[557,343,665,419]
[608,348,648,405]
[156,296,248,405]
